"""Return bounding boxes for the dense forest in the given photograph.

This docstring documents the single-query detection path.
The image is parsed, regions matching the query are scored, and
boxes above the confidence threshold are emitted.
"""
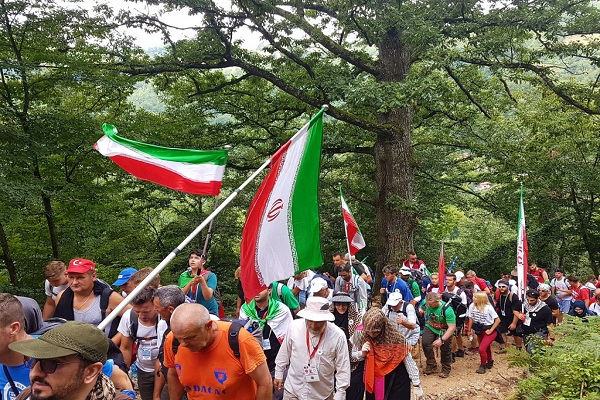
[2,0,600,305]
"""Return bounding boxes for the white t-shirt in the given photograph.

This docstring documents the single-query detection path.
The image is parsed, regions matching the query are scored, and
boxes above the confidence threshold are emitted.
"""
[117,309,160,372]
[44,280,69,300]
[157,319,169,346]
[467,304,498,326]
[550,277,572,301]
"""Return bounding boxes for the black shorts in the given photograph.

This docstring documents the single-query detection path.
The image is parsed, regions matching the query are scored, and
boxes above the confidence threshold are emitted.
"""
[498,319,523,337]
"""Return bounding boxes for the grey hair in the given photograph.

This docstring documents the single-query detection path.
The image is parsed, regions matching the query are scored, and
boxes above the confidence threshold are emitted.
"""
[153,285,186,308]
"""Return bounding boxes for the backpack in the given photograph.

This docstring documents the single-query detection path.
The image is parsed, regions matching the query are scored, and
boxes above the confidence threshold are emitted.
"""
[407,269,425,291]
[171,321,255,359]
[221,318,263,345]
[99,287,121,339]
[441,292,468,322]
[386,302,421,328]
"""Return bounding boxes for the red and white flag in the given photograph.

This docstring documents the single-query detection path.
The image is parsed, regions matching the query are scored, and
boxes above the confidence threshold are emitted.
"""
[516,185,529,301]
[95,124,227,195]
[240,109,325,300]
[340,188,365,256]
[438,242,446,291]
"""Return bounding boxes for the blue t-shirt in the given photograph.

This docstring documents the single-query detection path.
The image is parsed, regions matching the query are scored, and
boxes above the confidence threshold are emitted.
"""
[0,363,30,400]
[381,277,414,302]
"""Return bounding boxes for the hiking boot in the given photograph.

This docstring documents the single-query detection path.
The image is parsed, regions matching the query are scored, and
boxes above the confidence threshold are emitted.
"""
[451,353,456,363]
[438,371,450,378]
[476,365,487,374]
[455,349,465,357]
[424,365,437,375]
[485,360,494,369]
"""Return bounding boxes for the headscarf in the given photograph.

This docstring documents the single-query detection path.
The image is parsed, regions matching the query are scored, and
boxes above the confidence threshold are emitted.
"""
[361,308,409,399]
[331,301,362,371]
[570,300,591,318]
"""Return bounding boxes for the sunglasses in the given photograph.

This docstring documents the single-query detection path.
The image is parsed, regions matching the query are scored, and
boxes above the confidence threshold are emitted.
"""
[498,285,508,289]
[31,359,83,374]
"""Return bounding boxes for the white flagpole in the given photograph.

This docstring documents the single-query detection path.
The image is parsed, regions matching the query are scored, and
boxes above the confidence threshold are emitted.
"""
[340,186,354,264]
[99,105,329,331]
[98,157,271,330]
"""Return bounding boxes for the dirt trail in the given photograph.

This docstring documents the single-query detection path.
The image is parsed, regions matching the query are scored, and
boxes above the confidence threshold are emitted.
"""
[418,341,526,400]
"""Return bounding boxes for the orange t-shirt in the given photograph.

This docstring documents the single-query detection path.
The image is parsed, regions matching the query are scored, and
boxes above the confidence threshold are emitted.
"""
[164,321,266,400]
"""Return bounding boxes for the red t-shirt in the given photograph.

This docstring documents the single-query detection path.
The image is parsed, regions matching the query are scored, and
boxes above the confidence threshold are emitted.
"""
[530,268,546,284]
[571,284,590,302]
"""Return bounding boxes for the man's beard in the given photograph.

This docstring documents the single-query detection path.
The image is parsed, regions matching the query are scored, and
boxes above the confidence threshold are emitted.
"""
[31,366,85,400]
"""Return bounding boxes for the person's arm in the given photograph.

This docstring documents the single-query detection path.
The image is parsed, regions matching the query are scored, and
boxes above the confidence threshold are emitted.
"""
[247,361,272,400]
[111,365,133,391]
[42,296,56,320]
[108,292,131,316]
[333,334,351,400]
[542,270,549,283]
[274,329,292,389]
[119,335,134,367]
[236,296,243,318]
[153,360,166,400]
[167,367,185,400]
[486,317,500,335]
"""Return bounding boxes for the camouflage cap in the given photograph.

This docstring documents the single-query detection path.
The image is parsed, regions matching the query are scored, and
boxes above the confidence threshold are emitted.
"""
[9,321,108,363]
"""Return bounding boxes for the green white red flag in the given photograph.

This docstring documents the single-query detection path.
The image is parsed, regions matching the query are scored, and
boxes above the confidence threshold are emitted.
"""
[94,124,227,195]
[340,188,366,256]
[240,108,325,300]
[516,185,529,301]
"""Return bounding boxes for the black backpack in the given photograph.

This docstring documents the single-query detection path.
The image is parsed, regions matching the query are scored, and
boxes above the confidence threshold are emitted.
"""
[171,321,251,359]
[386,302,421,328]
[441,291,468,322]
[407,269,425,290]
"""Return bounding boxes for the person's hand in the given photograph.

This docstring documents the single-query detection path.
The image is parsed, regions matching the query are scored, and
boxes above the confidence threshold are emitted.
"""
[509,322,516,330]
[432,338,443,348]
[361,342,371,354]
[485,329,493,335]
[380,288,386,294]
[396,315,404,325]
[418,309,425,316]
[413,385,424,399]
[273,379,284,391]
[518,312,525,321]
[407,345,413,353]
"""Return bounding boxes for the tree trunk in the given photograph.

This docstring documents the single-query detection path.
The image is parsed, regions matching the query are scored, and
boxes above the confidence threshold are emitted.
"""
[33,161,60,258]
[374,27,417,275]
[0,221,18,284]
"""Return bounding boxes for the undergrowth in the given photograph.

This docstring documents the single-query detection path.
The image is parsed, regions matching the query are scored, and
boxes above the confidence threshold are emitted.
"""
[509,315,600,400]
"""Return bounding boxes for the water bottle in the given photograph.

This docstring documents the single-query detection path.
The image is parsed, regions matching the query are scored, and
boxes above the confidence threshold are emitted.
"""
[129,362,138,390]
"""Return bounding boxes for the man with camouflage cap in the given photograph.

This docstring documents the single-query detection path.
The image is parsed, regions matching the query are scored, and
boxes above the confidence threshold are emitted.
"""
[9,321,131,400]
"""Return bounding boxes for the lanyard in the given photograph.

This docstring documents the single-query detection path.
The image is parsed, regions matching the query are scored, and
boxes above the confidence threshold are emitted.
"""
[305,328,326,362]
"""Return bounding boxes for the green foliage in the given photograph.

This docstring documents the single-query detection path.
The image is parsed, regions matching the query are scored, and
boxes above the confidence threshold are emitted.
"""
[511,316,600,400]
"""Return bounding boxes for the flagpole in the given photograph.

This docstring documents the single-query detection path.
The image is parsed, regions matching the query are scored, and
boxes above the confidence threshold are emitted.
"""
[340,186,354,265]
[99,106,329,331]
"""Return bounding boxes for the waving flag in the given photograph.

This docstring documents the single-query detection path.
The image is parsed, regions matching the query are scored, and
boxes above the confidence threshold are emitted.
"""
[341,188,366,256]
[240,108,325,300]
[95,124,227,195]
[516,185,529,301]
[438,242,446,290]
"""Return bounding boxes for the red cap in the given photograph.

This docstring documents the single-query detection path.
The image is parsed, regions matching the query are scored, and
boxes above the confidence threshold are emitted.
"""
[66,258,96,274]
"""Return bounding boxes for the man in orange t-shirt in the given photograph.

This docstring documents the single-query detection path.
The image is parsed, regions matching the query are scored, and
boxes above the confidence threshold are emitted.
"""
[164,303,272,400]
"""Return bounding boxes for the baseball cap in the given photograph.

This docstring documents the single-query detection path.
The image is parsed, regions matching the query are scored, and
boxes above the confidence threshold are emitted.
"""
[112,267,138,286]
[526,289,539,298]
[309,277,329,293]
[9,321,108,363]
[66,258,95,274]
[399,267,412,276]
[498,279,510,287]
[386,292,403,307]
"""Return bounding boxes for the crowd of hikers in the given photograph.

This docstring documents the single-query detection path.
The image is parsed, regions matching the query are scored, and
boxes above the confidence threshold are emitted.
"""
[1,251,599,400]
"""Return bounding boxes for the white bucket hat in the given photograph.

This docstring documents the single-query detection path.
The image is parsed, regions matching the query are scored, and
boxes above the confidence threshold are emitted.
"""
[297,297,335,321]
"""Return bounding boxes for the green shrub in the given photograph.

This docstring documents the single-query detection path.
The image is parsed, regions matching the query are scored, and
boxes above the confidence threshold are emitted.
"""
[510,315,600,400]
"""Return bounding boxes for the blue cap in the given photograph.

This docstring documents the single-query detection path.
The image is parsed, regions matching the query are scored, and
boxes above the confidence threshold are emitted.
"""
[112,268,137,286]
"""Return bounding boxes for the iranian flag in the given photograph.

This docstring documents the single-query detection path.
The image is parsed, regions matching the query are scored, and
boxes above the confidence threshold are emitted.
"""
[516,185,529,301]
[240,108,325,300]
[94,124,227,195]
[341,188,366,256]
